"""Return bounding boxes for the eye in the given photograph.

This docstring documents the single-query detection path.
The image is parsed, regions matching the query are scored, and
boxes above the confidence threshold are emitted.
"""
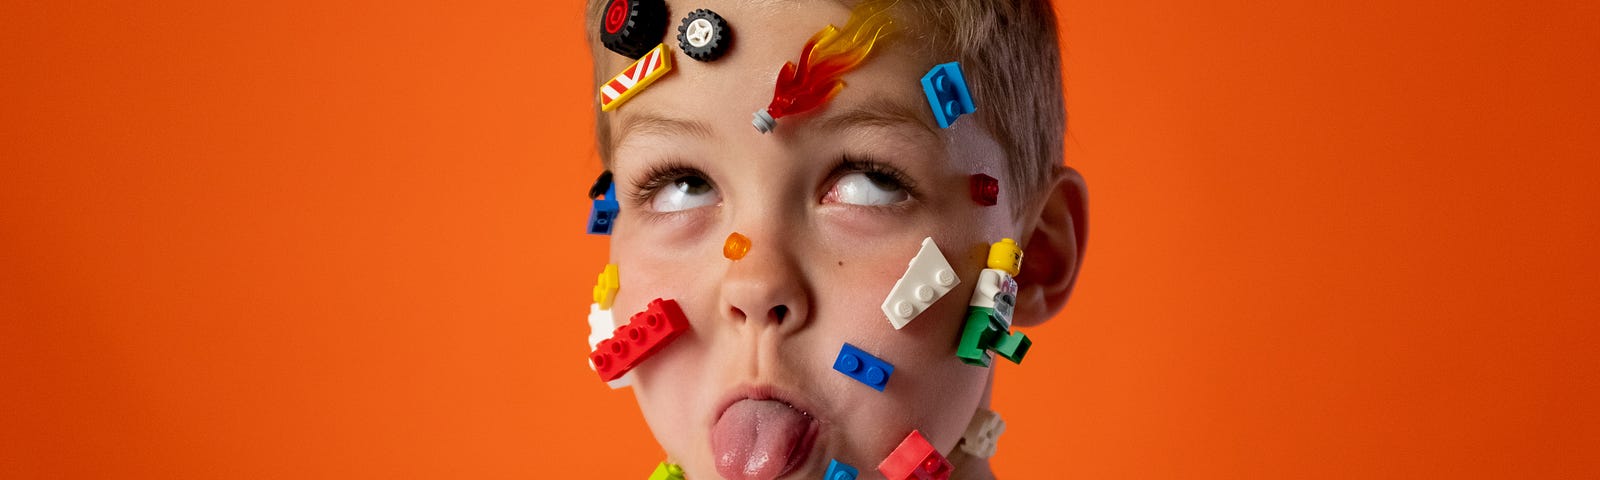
[823,159,913,206]
[649,173,720,212]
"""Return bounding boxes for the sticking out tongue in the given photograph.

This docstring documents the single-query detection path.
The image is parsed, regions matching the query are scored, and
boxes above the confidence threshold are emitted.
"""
[712,399,816,480]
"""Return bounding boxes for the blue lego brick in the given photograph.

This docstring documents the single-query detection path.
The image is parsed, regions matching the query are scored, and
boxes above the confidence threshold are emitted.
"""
[921,62,976,129]
[833,343,893,392]
[825,458,859,480]
[587,183,619,235]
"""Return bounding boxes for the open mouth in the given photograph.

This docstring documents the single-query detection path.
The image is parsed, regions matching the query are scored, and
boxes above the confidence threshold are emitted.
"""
[711,387,822,480]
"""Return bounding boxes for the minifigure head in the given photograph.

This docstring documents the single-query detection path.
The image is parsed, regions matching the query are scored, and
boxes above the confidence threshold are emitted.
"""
[583,0,1086,477]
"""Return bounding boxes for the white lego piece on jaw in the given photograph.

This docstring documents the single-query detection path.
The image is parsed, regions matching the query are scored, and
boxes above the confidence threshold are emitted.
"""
[586,303,633,389]
[958,408,1006,459]
[968,269,1018,328]
[881,237,961,329]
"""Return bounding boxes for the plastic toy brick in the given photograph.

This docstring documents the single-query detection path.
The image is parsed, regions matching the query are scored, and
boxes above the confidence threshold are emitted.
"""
[969,173,998,206]
[833,343,893,392]
[593,264,620,310]
[985,238,1023,277]
[957,307,1031,367]
[677,9,731,62]
[585,303,633,389]
[588,183,620,235]
[588,170,613,200]
[647,460,685,480]
[967,268,1017,327]
[599,43,674,112]
[881,237,960,330]
[590,298,690,382]
[921,62,975,129]
[825,458,859,480]
[958,408,1006,459]
[599,0,668,59]
[877,430,952,480]
[723,232,750,260]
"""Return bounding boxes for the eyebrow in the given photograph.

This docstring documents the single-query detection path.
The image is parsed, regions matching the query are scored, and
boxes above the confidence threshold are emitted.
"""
[612,110,715,151]
[812,96,940,143]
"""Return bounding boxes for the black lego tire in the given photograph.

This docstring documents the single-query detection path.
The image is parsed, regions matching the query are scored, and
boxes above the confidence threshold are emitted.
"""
[676,9,730,62]
[599,0,667,59]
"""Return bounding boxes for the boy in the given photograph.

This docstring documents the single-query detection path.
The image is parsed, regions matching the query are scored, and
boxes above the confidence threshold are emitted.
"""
[583,0,1086,478]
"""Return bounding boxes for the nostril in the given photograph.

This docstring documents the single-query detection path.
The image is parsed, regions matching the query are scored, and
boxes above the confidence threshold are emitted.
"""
[772,305,789,323]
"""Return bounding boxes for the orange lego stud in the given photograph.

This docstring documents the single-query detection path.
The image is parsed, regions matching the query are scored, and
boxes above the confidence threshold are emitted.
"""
[723,232,751,260]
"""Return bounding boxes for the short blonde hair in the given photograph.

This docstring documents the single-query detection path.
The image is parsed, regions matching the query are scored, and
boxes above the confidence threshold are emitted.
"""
[584,0,1065,216]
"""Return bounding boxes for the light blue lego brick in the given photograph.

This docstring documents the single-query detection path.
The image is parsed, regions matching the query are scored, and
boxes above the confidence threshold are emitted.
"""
[824,458,859,480]
[920,62,976,129]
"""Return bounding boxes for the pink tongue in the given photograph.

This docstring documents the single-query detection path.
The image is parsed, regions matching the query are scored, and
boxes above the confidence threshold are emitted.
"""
[712,399,812,480]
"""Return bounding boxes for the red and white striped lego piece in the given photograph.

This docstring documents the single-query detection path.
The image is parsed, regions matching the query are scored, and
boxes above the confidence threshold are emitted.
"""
[600,43,674,112]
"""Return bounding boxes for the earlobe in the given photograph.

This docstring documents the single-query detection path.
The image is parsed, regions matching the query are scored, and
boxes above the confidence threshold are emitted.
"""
[1011,165,1088,328]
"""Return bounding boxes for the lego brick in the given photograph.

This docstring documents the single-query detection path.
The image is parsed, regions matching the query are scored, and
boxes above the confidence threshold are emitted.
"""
[969,173,998,206]
[881,237,960,329]
[585,303,632,389]
[825,458,859,480]
[599,43,674,112]
[921,62,976,129]
[647,460,685,480]
[677,9,731,62]
[723,232,750,260]
[985,238,1023,277]
[593,263,620,310]
[991,330,1031,364]
[590,298,690,382]
[967,268,1017,328]
[599,0,668,59]
[588,184,620,235]
[833,343,894,392]
[958,409,1006,459]
[956,307,1001,367]
[877,430,952,480]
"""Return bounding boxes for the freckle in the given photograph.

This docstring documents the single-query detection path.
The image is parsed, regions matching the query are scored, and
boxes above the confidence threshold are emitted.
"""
[837,261,844,266]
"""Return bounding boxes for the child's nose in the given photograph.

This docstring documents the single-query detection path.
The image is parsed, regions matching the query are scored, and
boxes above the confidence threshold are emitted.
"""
[719,238,809,333]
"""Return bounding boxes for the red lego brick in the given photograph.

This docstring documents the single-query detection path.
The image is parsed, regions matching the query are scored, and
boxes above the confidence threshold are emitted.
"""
[969,173,998,206]
[877,430,952,480]
[589,298,690,382]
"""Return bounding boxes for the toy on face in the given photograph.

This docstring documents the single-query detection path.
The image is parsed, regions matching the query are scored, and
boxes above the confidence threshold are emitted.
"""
[985,238,1023,276]
[881,237,961,330]
[751,1,894,133]
[589,298,691,383]
[877,430,953,480]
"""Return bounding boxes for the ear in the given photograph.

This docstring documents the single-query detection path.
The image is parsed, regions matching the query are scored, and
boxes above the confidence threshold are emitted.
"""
[1011,165,1087,328]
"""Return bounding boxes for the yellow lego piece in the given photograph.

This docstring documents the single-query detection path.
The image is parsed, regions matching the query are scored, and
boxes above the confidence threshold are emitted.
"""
[986,238,1023,277]
[599,43,674,112]
[593,264,619,310]
[648,461,685,480]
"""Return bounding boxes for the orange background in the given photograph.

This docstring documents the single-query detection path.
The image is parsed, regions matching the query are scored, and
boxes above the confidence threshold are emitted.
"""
[3,0,1597,478]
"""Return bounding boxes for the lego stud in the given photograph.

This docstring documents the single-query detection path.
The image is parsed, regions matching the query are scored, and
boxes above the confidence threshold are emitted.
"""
[600,43,674,112]
[969,173,998,206]
[881,237,960,329]
[723,232,750,260]
[825,459,860,480]
[833,343,894,391]
[921,61,976,128]
[986,238,1023,277]
[600,0,668,59]
[677,9,731,62]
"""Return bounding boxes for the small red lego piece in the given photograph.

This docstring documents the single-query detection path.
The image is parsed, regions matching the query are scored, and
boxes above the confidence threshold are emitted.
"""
[877,430,952,480]
[969,173,998,206]
[589,298,690,382]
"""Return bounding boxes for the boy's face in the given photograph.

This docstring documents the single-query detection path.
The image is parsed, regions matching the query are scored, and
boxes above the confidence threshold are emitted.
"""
[601,1,1022,477]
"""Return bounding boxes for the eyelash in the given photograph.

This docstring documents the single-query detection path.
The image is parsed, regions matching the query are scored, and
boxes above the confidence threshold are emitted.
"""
[628,161,708,207]
[626,156,918,209]
[832,155,918,199]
